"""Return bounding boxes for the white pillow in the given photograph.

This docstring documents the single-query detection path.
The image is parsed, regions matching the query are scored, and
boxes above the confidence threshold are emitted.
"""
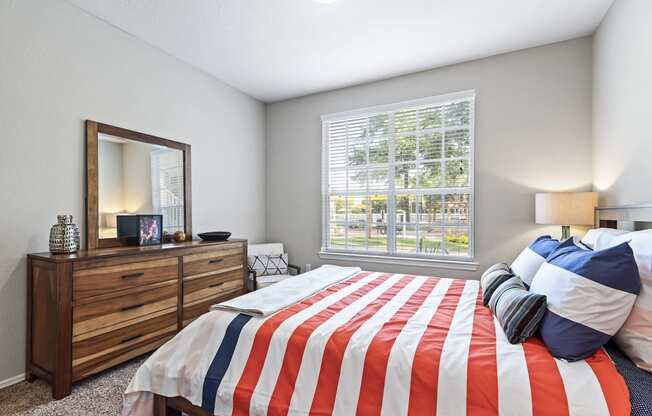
[606,229,652,372]
[511,236,560,287]
[582,228,628,250]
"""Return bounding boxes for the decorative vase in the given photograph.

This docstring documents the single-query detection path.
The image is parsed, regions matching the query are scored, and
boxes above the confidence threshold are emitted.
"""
[49,215,80,254]
[173,231,186,243]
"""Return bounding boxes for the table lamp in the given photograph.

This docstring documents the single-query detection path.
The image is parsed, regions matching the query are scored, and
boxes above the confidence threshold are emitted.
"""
[535,192,598,240]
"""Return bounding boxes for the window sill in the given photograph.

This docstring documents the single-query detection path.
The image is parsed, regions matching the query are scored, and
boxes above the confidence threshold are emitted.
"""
[318,251,480,272]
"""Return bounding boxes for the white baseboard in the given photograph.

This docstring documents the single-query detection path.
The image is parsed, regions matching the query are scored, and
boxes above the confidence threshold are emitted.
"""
[0,373,25,390]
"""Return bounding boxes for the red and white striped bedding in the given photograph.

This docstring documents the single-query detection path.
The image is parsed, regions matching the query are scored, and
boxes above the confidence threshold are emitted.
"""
[122,271,631,416]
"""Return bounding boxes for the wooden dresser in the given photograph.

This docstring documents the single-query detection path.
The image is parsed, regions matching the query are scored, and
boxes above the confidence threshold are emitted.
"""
[26,239,247,399]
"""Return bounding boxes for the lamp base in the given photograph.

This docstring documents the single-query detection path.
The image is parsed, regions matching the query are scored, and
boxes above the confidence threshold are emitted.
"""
[561,225,571,240]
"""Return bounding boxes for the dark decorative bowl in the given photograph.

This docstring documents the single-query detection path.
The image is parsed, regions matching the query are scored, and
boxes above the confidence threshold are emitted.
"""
[198,231,231,241]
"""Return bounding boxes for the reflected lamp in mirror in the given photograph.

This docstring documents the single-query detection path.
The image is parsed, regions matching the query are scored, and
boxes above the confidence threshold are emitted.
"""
[535,192,598,240]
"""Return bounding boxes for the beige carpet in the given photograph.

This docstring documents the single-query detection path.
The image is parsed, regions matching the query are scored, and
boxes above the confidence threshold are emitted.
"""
[0,356,146,416]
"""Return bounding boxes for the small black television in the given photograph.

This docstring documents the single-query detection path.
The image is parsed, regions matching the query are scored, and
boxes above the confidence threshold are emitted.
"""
[117,214,163,246]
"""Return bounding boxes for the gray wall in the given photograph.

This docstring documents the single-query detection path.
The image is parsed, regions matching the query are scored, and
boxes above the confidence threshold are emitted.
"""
[0,0,266,382]
[266,37,593,279]
[593,0,652,206]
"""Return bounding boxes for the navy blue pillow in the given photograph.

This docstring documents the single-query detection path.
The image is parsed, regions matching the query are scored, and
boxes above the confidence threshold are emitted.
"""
[533,235,563,255]
[553,236,592,253]
[530,241,641,361]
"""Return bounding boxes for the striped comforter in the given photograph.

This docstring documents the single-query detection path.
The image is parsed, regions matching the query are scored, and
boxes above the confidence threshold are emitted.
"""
[123,271,631,416]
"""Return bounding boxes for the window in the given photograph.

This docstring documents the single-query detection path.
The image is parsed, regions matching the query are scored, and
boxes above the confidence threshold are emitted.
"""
[151,148,185,234]
[321,91,474,262]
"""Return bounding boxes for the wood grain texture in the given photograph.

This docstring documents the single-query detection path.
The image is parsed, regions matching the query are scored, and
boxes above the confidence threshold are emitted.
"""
[181,289,246,327]
[72,336,172,382]
[72,311,176,360]
[182,265,243,282]
[29,239,247,264]
[97,122,188,150]
[73,257,178,300]
[72,325,176,368]
[30,261,57,373]
[153,393,168,416]
[73,282,177,323]
[243,243,249,292]
[182,269,243,293]
[153,395,180,416]
[73,253,173,270]
[97,238,128,249]
[177,256,184,331]
[183,143,192,240]
[85,120,99,250]
[29,365,52,384]
[182,253,243,278]
[181,243,243,262]
[53,262,73,399]
[26,239,247,399]
[73,288,177,337]
[72,306,176,343]
[183,279,243,306]
[73,280,174,308]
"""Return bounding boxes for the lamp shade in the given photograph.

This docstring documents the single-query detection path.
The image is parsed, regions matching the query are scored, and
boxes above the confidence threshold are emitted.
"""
[535,192,598,225]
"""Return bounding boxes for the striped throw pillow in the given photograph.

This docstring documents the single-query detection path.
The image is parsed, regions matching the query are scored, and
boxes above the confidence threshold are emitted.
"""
[488,275,547,344]
[480,263,513,306]
[511,235,560,288]
[530,241,641,361]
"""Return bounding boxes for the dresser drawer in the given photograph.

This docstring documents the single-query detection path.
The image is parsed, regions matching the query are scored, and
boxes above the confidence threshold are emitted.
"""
[72,335,173,382]
[73,257,178,300]
[183,270,244,306]
[73,283,178,338]
[182,290,245,328]
[72,310,177,360]
[182,243,244,278]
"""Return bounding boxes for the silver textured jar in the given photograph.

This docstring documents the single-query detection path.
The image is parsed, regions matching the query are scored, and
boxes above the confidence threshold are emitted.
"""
[49,215,80,254]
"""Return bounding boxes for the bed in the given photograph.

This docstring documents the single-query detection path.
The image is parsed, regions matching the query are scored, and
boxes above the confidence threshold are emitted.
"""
[605,342,652,416]
[122,266,632,416]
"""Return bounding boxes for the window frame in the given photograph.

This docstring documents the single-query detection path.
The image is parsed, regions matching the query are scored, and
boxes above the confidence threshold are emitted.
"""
[320,90,476,267]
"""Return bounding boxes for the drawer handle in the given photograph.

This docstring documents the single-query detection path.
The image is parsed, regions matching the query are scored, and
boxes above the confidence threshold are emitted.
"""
[209,282,224,289]
[121,334,143,344]
[208,258,224,264]
[121,303,144,312]
[122,272,145,279]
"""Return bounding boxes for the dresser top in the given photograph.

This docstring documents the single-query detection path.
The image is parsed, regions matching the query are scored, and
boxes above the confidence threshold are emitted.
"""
[28,238,247,263]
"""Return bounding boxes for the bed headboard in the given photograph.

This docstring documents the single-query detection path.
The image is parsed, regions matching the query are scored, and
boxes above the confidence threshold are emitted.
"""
[595,204,652,231]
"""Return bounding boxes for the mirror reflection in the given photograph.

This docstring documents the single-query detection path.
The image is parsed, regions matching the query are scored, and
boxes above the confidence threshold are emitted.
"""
[98,133,185,239]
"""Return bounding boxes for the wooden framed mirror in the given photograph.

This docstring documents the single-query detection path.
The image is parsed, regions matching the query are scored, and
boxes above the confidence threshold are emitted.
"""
[85,120,192,249]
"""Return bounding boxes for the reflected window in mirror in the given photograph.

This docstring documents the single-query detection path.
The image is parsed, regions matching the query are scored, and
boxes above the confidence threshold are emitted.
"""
[151,148,184,234]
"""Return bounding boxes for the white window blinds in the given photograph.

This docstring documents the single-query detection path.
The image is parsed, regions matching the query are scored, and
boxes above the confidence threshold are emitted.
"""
[321,91,475,260]
[151,148,185,234]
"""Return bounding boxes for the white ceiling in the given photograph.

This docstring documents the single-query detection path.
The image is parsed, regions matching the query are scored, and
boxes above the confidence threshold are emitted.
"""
[68,0,613,103]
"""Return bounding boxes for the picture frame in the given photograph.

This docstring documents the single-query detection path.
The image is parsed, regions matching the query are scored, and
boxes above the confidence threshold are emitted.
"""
[117,214,163,246]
